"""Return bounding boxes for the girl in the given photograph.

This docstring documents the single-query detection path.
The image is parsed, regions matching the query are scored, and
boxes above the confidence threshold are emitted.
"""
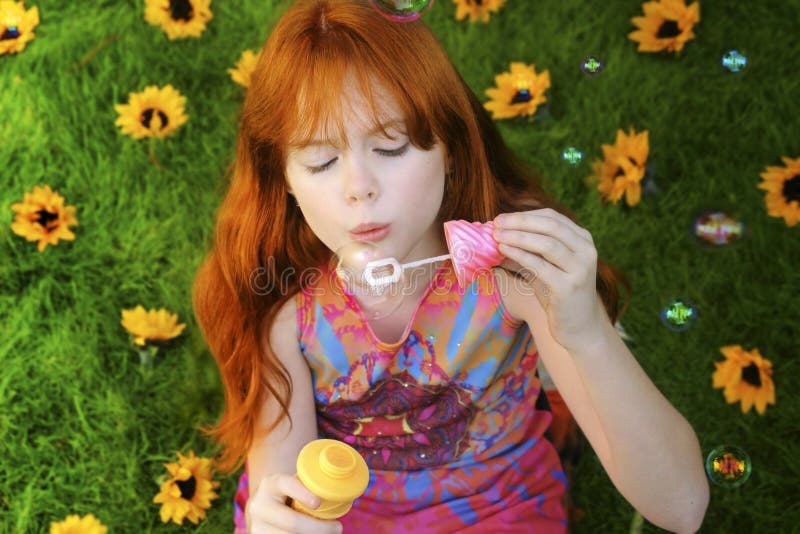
[192,1,709,532]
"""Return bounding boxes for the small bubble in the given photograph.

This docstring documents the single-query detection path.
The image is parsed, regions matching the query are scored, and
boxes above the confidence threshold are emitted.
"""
[562,146,583,166]
[581,56,604,76]
[705,445,752,487]
[370,0,433,22]
[660,299,698,331]
[721,50,747,73]
[692,211,745,247]
[3,26,20,39]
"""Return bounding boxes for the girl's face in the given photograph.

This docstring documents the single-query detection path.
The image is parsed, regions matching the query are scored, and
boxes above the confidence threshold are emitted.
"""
[285,79,448,272]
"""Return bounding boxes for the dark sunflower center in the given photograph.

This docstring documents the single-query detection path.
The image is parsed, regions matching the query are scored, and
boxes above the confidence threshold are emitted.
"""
[169,0,194,21]
[656,20,681,39]
[468,0,484,5]
[1,26,20,40]
[510,88,532,104]
[140,108,169,130]
[614,157,639,178]
[782,175,800,202]
[176,475,197,500]
[35,209,59,229]
[741,363,762,387]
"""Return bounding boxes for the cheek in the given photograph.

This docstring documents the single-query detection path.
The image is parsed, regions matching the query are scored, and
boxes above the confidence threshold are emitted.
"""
[407,158,445,204]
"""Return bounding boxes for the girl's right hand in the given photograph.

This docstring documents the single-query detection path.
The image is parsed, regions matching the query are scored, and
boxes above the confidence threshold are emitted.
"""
[246,473,344,534]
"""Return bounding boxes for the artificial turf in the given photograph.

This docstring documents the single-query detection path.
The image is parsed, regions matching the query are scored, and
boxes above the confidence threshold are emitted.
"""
[1,0,798,532]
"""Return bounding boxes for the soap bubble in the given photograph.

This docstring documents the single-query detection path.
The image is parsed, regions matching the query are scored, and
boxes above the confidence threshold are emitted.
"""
[562,146,583,166]
[331,240,405,320]
[370,0,433,22]
[705,445,752,488]
[721,50,747,73]
[660,298,698,331]
[581,56,604,76]
[691,211,745,247]
[641,161,661,199]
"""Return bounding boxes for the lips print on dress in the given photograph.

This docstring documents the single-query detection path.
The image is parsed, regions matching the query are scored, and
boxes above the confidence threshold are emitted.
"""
[318,370,477,471]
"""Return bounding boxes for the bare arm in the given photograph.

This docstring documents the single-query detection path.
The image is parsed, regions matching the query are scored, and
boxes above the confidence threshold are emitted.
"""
[498,269,709,533]
[245,297,344,534]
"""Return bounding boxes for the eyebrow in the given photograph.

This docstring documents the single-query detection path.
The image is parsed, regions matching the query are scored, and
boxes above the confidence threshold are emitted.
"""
[295,118,405,148]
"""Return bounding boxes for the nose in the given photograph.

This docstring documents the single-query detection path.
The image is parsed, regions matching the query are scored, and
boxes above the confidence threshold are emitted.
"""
[344,154,378,205]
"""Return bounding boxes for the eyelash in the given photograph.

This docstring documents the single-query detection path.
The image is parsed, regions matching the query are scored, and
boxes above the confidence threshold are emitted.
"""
[308,143,410,174]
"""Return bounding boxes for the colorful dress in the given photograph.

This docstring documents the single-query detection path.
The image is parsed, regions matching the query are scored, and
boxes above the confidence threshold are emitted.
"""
[234,260,567,533]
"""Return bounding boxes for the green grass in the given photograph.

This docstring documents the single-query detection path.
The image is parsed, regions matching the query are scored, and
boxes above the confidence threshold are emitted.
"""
[2,0,799,532]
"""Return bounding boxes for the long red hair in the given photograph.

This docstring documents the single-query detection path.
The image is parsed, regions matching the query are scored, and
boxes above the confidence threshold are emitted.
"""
[192,0,631,474]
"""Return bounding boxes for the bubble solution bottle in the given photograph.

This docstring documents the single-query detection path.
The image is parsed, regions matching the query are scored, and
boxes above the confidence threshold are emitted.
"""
[291,439,370,519]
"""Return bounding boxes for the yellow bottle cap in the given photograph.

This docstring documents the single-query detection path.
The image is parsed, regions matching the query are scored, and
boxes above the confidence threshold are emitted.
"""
[296,439,370,501]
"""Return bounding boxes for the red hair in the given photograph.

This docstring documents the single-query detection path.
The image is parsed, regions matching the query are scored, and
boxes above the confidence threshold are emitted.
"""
[192,0,631,474]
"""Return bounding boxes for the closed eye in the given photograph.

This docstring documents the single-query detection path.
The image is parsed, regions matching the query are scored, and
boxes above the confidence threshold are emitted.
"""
[306,143,410,174]
[308,158,337,174]
[375,143,410,157]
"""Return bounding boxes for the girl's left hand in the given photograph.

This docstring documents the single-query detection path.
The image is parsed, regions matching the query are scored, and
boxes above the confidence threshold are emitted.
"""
[493,208,606,351]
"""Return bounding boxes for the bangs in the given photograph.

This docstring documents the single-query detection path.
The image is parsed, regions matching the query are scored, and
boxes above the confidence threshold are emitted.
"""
[281,31,434,152]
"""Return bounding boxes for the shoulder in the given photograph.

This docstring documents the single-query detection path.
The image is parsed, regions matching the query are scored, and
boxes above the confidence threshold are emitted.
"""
[263,295,301,358]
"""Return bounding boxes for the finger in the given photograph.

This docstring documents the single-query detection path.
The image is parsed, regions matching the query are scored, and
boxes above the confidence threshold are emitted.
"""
[249,499,343,534]
[498,257,539,284]
[497,242,563,289]
[531,208,594,244]
[253,473,320,510]
[495,229,572,273]
[494,210,587,252]
[277,475,322,510]
[249,525,293,534]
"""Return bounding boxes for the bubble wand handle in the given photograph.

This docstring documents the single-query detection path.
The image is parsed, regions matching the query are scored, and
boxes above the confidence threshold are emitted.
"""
[400,253,451,269]
[364,254,451,286]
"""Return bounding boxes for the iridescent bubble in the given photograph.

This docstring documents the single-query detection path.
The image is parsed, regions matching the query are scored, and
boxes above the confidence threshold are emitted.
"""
[562,146,583,166]
[641,161,660,198]
[331,240,405,320]
[3,26,20,39]
[721,50,747,73]
[370,0,433,22]
[692,211,745,247]
[660,298,698,331]
[705,445,752,488]
[581,56,604,76]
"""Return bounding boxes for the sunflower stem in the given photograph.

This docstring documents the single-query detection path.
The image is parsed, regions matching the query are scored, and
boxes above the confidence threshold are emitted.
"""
[69,34,119,72]
[148,141,163,170]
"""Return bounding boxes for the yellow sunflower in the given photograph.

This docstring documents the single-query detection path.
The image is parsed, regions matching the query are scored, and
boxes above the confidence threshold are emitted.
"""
[144,0,212,40]
[757,155,800,227]
[121,305,186,347]
[452,0,506,23]
[628,0,700,54]
[587,127,649,206]
[0,0,39,55]
[154,450,220,525]
[228,48,261,88]
[114,85,188,140]
[484,62,551,120]
[50,513,107,534]
[10,185,78,252]
[712,345,775,416]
